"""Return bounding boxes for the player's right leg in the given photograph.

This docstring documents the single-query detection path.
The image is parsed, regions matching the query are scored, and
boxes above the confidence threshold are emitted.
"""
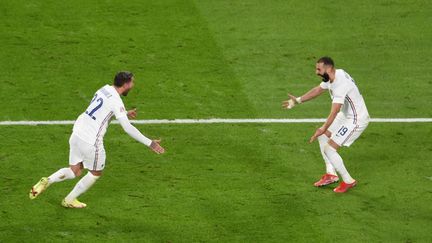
[314,116,342,187]
[318,134,337,175]
[29,177,49,199]
[314,133,339,187]
[49,164,81,184]
[29,136,84,199]
[29,164,82,200]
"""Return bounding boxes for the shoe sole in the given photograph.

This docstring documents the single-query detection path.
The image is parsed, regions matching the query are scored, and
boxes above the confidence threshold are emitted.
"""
[61,200,86,209]
[314,180,339,187]
[334,182,357,193]
[62,204,86,209]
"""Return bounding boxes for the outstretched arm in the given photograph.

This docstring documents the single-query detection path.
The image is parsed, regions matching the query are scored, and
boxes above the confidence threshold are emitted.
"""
[282,85,326,109]
[296,85,326,103]
[117,116,165,154]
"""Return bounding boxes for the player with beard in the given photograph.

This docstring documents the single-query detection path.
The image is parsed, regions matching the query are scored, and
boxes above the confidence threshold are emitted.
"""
[29,71,165,208]
[282,57,369,193]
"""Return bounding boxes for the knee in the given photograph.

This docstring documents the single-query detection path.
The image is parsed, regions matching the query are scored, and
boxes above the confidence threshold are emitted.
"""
[318,134,328,143]
[70,165,83,177]
[71,167,82,177]
[90,170,102,177]
[323,143,336,156]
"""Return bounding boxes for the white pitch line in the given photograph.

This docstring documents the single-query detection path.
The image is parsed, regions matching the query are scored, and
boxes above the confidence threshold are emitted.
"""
[0,118,432,126]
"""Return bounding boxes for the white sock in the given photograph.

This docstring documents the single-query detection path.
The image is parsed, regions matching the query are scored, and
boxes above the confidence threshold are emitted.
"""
[48,168,75,185]
[65,172,99,202]
[323,145,355,184]
[318,135,337,175]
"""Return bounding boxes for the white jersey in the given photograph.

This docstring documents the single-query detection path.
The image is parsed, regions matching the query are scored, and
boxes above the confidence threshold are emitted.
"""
[72,85,127,145]
[320,69,369,124]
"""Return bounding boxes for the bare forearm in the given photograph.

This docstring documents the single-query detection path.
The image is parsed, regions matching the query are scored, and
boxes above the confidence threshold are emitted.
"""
[322,103,342,131]
[283,85,325,110]
[299,86,325,103]
[322,112,338,131]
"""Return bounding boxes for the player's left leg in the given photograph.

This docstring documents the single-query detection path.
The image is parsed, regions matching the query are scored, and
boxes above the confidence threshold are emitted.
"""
[62,143,105,208]
[323,120,368,193]
[323,140,357,193]
[62,170,101,208]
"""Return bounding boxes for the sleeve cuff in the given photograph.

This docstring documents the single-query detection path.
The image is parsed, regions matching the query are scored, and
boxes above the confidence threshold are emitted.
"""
[332,98,345,104]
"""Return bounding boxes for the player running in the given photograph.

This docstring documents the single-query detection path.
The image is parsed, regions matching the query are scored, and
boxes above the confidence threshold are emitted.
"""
[29,71,165,208]
[282,57,369,193]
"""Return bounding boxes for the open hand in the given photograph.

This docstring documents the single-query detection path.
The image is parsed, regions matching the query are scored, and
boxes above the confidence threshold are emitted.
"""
[150,139,165,154]
[127,108,137,119]
[282,93,297,109]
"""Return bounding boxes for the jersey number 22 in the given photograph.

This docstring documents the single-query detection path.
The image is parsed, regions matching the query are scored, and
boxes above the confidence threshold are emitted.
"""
[85,93,104,120]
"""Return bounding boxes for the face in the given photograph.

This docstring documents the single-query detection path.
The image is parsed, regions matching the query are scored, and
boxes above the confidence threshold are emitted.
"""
[122,77,135,96]
[315,62,330,82]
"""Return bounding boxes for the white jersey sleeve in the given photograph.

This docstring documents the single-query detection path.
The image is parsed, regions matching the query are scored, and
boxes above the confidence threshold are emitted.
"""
[331,79,349,104]
[320,81,329,90]
[118,117,152,146]
[110,94,127,120]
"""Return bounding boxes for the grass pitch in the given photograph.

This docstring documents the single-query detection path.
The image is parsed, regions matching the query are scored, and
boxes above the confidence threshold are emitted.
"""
[1,0,432,242]
[2,124,432,242]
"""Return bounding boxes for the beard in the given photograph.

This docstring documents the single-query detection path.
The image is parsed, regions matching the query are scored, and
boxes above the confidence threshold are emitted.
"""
[318,72,330,82]
[122,90,130,96]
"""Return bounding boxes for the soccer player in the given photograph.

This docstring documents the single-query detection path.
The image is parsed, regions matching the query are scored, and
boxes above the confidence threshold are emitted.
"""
[29,71,165,208]
[282,57,369,193]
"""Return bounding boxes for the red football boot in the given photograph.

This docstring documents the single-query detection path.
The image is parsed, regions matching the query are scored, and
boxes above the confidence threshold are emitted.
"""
[313,173,339,187]
[333,180,357,193]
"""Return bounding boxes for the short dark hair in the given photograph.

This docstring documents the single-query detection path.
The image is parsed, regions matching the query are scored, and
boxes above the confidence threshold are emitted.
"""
[114,71,134,87]
[317,56,334,67]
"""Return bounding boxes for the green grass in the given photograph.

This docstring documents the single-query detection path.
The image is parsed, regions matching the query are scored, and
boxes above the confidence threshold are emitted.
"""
[1,0,432,242]
[1,0,431,120]
[1,124,432,242]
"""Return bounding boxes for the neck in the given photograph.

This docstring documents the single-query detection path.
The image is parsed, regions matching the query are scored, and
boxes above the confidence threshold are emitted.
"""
[329,69,336,83]
[114,86,123,95]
